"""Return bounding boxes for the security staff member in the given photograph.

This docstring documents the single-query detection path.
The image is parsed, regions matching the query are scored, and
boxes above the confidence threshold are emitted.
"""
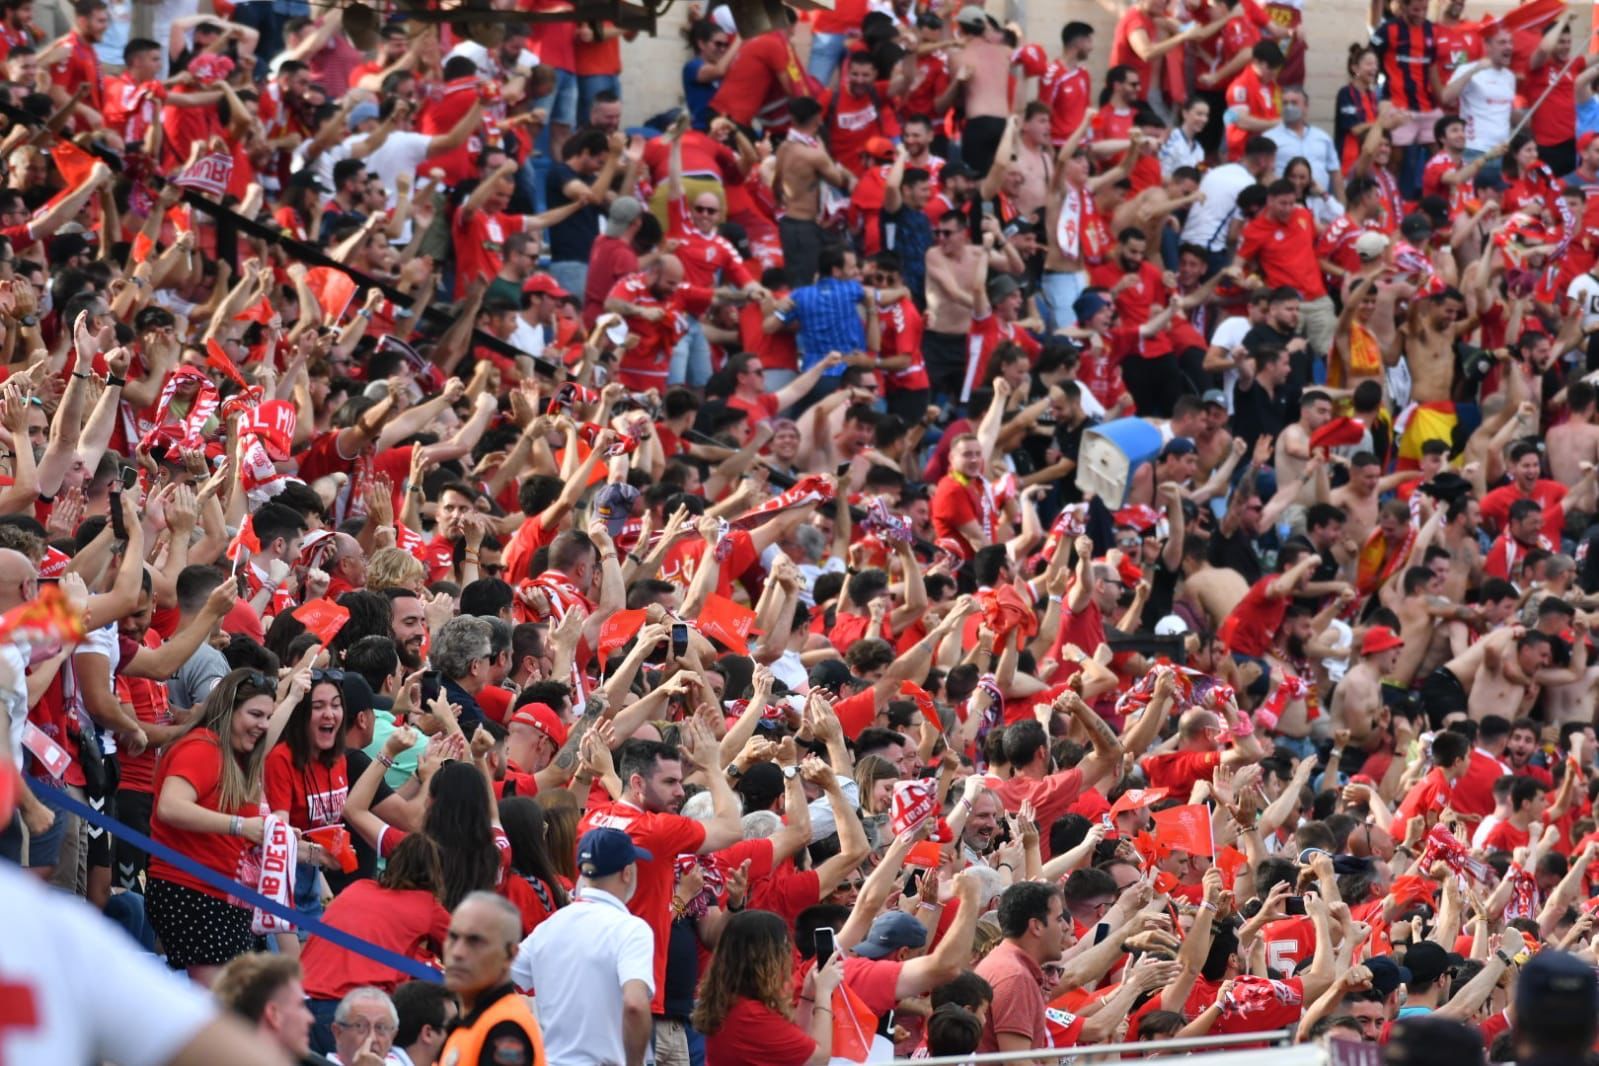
[441,892,546,1066]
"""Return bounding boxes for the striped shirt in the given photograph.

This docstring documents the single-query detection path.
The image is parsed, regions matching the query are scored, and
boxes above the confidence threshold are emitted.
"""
[1371,16,1438,112]
[777,276,867,372]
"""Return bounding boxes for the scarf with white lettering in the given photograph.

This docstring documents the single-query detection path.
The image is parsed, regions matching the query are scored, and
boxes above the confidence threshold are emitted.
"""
[249,814,298,935]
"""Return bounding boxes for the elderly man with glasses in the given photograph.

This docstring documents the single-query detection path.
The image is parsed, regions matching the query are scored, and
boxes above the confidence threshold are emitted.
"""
[329,985,400,1065]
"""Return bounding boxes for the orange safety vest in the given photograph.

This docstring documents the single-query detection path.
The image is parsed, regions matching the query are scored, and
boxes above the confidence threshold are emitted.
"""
[441,985,546,1066]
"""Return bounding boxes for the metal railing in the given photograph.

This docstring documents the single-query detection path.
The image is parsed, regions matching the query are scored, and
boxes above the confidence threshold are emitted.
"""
[886,1028,1296,1065]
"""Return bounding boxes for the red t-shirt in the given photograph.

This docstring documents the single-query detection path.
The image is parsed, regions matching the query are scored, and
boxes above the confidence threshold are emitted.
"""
[149,730,264,900]
[1238,206,1327,300]
[299,880,450,999]
[1225,66,1280,157]
[1142,750,1223,796]
[578,800,709,1013]
[994,768,1086,835]
[608,273,715,391]
[1451,748,1510,821]
[49,31,101,119]
[1222,576,1288,657]
[453,207,528,296]
[1396,766,1455,825]
[931,473,993,558]
[828,80,901,177]
[264,745,349,830]
[1482,819,1532,853]
[707,31,804,127]
[668,197,754,291]
[658,528,761,599]
[1108,9,1158,99]
[1479,480,1566,542]
[502,514,557,587]
[1087,258,1172,355]
[705,997,815,1066]
[1262,915,1317,974]
[1525,55,1586,147]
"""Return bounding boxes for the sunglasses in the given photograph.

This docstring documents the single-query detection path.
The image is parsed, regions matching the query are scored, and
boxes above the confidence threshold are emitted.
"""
[311,668,346,684]
[482,563,505,576]
[238,670,274,692]
[692,205,719,215]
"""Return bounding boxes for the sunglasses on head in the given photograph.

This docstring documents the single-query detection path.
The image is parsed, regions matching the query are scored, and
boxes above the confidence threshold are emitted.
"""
[238,670,274,693]
[311,668,346,684]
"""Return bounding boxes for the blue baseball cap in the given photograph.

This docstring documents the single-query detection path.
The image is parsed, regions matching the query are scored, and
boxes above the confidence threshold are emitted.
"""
[577,828,653,878]
[852,910,928,959]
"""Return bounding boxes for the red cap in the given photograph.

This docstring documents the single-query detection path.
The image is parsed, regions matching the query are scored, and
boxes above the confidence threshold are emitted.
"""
[863,135,895,159]
[37,546,70,580]
[510,702,568,747]
[522,274,571,299]
[1581,132,1599,155]
[1360,625,1404,656]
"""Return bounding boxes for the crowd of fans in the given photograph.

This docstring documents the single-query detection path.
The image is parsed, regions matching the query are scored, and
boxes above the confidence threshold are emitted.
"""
[11,0,1599,1063]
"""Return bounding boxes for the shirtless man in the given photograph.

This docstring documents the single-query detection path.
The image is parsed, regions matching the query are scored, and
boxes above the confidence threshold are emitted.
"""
[1330,625,1404,751]
[1547,381,1599,513]
[1537,612,1599,726]
[1437,494,1484,604]
[1385,563,1479,687]
[1426,627,1575,722]
[774,96,853,287]
[1195,391,1235,478]
[950,6,1014,176]
[1276,389,1333,504]
[1446,577,1518,660]
[1177,536,1249,629]
[1319,453,1424,546]
[925,215,1011,402]
[1400,288,1474,405]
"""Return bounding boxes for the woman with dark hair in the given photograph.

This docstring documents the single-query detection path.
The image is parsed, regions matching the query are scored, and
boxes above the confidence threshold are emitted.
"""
[1335,45,1381,172]
[298,833,451,1053]
[343,723,511,912]
[681,18,738,129]
[265,668,352,938]
[498,795,571,936]
[1282,155,1344,226]
[1502,133,1565,223]
[147,666,308,986]
[540,790,581,883]
[693,909,843,1066]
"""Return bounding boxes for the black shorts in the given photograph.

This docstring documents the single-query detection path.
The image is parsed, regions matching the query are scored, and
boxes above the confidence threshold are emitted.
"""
[922,331,969,400]
[1420,666,1469,726]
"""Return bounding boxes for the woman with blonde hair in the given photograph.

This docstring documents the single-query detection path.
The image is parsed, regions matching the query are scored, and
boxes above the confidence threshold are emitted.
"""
[853,753,899,849]
[147,666,308,985]
[693,909,844,1066]
[365,547,427,593]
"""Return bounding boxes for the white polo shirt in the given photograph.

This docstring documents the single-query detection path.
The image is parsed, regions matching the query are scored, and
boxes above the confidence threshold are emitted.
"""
[515,885,655,1066]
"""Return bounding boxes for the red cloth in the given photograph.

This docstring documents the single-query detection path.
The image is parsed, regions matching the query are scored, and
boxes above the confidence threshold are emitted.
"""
[1221,576,1288,657]
[149,730,263,900]
[263,746,349,831]
[705,997,815,1066]
[1451,748,1510,822]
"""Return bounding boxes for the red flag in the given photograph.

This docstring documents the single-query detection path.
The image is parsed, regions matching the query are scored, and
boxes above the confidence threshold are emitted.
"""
[51,139,98,189]
[305,267,358,325]
[303,825,358,873]
[1109,787,1169,817]
[695,594,761,655]
[0,585,87,644]
[1151,803,1214,857]
[597,608,648,666]
[247,400,298,461]
[204,338,250,389]
[1214,845,1249,888]
[228,514,261,561]
[830,983,877,1063]
[898,680,936,720]
[234,296,276,325]
[1309,416,1366,451]
[293,599,350,645]
[905,840,943,868]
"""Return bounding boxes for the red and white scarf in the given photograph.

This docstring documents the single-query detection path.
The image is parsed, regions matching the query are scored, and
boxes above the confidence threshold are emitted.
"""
[249,813,297,936]
[139,367,218,453]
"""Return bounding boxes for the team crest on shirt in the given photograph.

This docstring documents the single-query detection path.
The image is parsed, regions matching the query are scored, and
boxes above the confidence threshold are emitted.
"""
[1274,231,1284,241]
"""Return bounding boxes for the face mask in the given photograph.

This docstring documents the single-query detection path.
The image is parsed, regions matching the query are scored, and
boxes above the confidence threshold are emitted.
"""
[1282,104,1304,125]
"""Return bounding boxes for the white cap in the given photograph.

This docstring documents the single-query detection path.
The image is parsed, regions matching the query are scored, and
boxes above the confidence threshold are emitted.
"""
[1354,231,1390,261]
[710,4,738,35]
[1154,614,1189,636]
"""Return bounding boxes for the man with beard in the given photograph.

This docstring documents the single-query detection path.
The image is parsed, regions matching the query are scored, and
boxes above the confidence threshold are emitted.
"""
[605,255,714,393]
[386,587,429,670]
[578,728,743,1062]
[955,779,1003,865]
[1506,717,1554,787]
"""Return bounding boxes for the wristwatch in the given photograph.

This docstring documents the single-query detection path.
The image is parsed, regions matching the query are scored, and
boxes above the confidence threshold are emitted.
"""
[725,763,743,780]
[18,314,36,327]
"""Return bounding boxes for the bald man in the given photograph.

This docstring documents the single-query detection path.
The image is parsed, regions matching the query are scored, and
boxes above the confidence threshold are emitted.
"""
[325,533,368,599]
[0,546,61,873]
[440,892,546,1066]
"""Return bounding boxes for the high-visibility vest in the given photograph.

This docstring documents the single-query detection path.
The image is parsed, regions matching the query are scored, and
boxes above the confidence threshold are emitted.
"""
[441,987,546,1066]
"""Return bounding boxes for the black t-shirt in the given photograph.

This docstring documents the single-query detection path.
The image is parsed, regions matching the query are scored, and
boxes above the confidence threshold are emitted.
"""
[1208,525,1265,585]
[1139,555,1183,630]
[546,162,603,264]
[1232,380,1292,458]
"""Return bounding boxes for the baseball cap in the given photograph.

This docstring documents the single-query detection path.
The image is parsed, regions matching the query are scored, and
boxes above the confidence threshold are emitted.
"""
[511,702,568,747]
[1474,169,1509,192]
[339,673,375,727]
[348,101,381,130]
[1158,437,1197,461]
[1581,131,1599,155]
[523,274,571,299]
[954,5,989,30]
[863,135,895,160]
[809,659,865,693]
[941,160,977,181]
[1515,949,1599,1032]
[734,762,786,814]
[986,273,1021,304]
[1154,614,1189,636]
[594,483,640,539]
[605,195,643,238]
[1072,290,1110,324]
[1201,388,1227,409]
[1360,625,1404,656]
[1364,955,1412,999]
[577,827,653,878]
[1354,231,1390,261]
[853,910,930,959]
[1399,212,1434,242]
[1402,941,1464,986]
[286,168,329,193]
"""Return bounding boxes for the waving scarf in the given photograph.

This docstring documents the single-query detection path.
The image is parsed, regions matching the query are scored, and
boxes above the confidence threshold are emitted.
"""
[139,366,218,454]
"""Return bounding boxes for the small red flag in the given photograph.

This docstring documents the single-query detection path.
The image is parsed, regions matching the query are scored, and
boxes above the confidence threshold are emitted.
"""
[1151,803,1214,857]
[204,338,250,389]
[293,599,350,645]
[596,608,648,666]
[694,594,761,656]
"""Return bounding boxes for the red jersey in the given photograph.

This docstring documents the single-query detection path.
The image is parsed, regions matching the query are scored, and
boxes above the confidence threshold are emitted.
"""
[967,313,1042,390]
[827,80,900,177]
[1087,257,1173,355]
[264,746,350,830]
[1225,65,1281,159]
[49,31,101,123]
[707,30,805,129]
[903,51,952,121]
[577,800,708,1012]
[1220,576,1287,657]
[1315,213,1381,279]
[1108,9,1158,100]
[667,197,754,291]
[418,78,484,186]
[1525,56,1586,148]
[452,207,530,296]
[103,75,165,145]
[879,294,929,391]
[931,473,995,558]
[606,273,715,391]
[1013,49,1092,146]
[1451,748,1511,821]
[1396,766,1455,825]
[1238,206,1327,300]
[1433,20,1483,97]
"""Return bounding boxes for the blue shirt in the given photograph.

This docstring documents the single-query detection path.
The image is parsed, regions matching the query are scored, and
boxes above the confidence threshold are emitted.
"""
[778,276,866,374]
[1580,97,1599,140]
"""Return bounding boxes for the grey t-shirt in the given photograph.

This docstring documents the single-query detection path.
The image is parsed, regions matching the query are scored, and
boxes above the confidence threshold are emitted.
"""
[167,643,229,712]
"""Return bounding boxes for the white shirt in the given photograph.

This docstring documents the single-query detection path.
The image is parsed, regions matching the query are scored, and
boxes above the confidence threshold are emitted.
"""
[0,861,216,1064]
[340,130,435,208]
[1209,315,1253,413]
[1460,65,1516,153]
[1,639,29,769]
[517,886,656,1066]
[1181,163,1258,252]
[1570,273,1599,332]
[1267,123,1342,195]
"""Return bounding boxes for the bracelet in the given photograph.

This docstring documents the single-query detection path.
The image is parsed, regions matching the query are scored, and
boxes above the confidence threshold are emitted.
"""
[464,551,480,560]
[229,814,242,836]
[600,552,618,562]
[1200,901,1218,913]
[998,862,1014,872]
[106,374,126,388]
[1329,748,1345,760]
[627,552,644,564]
[71,371,89,380]
[378,753,396,769]
[917,900,943,911]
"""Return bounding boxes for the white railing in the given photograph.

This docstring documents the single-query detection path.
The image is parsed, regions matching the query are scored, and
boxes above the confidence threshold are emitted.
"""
[886,1029,1302,1065]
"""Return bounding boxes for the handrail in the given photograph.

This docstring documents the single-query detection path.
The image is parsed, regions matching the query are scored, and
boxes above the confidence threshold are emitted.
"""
[885,1028,1294,1065]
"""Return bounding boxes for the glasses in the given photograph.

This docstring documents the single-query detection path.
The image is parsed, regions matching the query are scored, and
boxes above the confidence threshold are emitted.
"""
[334,1020,398,1037]
[311,668,346,684]
[238,670,274,693]
[692,205,719,216]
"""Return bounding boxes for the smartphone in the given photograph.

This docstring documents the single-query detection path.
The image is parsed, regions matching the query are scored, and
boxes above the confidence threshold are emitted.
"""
[814,927,836,968]
[419,670,442,708]
[121,466,140,491]
[1284,896,1307,916]
[671,622,688,658]
[108,488,127,541]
